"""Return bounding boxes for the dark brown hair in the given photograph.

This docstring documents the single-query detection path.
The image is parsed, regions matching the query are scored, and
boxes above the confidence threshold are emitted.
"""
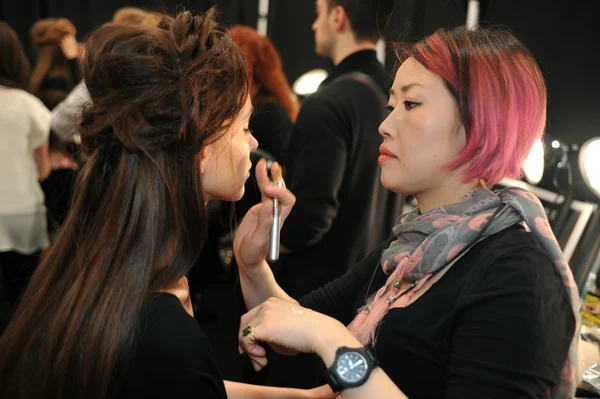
[0,21,31,91]
[229,25,298,121]
[0,8,248,399]
[326,0,393,42]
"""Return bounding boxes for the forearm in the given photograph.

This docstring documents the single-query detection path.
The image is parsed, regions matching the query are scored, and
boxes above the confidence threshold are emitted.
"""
[240,259,298,310]
[224,381,308,399]
[338,369,407,399]
[34,143,51,181]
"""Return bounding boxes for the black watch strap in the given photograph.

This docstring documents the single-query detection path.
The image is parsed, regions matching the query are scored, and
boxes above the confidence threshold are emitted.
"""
[324,346,378,392]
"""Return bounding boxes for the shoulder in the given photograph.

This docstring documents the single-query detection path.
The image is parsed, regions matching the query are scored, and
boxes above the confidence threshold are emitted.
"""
[126,294,226,398]
[0,89,51,129]
[135,293,214,366]
[460,226,573,313]
[470,226,554,272]
[295,79,372,127]
[318,75,382,103]
[13,89,49,111]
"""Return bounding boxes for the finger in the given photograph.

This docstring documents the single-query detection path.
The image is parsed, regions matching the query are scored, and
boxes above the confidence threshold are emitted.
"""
[249,356,268,372]
[256,159,295,221]
[253,355,268,368]
[255,158,270,202]
[238,333,260,358]
[238,307,263,354]
[261,181,294,205]
[249,202,274,245]
[239,305,261,333]
[250,343,266,357]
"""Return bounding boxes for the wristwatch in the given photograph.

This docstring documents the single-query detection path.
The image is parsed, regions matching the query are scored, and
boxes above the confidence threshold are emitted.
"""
[324,346,379,392]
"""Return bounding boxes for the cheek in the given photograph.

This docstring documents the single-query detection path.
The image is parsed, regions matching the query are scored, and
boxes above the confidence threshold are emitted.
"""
[411,111,461,163]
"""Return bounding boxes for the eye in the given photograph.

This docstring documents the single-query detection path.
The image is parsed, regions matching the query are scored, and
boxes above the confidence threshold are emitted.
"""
[243,127,252,135]
[404,101,420,111]
[386,105,394,114]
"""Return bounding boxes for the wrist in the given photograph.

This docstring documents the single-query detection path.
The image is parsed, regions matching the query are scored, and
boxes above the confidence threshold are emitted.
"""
[314,319,361,367]
[238,258,269,278]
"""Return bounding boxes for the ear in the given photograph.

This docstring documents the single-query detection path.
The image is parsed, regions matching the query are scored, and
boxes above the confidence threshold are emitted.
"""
[330,5,347,33]
[199,144,212,176]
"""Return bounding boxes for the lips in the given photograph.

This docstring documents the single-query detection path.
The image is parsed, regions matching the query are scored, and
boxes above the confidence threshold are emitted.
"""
[378,145,396,164]
[379,146,395,157]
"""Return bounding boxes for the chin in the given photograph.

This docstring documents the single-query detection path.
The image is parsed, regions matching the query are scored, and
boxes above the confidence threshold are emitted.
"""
[380,173,408,196]
[231,187,245,202]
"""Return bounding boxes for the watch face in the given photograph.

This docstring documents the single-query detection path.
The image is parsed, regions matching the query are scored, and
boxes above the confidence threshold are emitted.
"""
[336,351,368,384]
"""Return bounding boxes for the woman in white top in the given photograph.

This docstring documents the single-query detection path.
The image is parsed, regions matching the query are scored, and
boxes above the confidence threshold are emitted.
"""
[0,21,52,321]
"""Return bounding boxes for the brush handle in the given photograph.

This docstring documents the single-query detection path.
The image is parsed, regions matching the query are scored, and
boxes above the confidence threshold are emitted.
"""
[268,181,283,263]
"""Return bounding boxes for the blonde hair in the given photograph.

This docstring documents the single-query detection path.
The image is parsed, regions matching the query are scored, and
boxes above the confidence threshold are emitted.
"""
[112,7,163,27]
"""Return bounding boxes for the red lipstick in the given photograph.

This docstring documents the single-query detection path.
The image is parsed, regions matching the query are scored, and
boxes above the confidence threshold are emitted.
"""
[378,145,396,164]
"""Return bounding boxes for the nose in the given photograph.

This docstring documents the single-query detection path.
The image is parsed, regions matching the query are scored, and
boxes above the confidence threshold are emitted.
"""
[378,116,393,139]
[249,133,259,152]
[312,19,317,32]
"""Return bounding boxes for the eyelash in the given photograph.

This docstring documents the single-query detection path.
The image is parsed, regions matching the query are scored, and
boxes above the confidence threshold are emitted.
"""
[243,127,252,135]
[386,101,420,114]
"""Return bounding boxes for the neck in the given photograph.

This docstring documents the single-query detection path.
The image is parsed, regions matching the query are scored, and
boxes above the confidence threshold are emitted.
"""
[332,38,377,66]
[415,180,482,214]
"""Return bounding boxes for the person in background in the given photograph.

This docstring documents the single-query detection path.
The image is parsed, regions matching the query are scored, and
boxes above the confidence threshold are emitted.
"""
[260,0,400,388]
[0,10,335,399]
[233,26,578,399]
[279,0,401,300]
[111,7,163,27]
[0,21,51,332]
[30,18,81,109]
[29,18,82,234]
[51,7,163,142]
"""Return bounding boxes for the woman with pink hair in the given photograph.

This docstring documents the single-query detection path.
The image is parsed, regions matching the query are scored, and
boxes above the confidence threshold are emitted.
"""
[234,26,578,399]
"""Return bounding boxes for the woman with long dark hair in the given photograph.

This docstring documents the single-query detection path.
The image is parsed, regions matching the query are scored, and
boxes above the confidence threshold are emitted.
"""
[0,10,334,399]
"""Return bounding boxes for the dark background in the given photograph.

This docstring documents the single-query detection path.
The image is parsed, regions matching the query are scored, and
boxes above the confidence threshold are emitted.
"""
[1,0,599,156]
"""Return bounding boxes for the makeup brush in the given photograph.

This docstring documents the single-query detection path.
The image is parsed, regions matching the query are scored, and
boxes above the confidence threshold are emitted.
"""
[268,165,283,263]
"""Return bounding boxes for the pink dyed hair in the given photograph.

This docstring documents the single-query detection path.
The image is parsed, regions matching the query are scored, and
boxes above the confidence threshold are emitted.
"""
[396,27,547,186]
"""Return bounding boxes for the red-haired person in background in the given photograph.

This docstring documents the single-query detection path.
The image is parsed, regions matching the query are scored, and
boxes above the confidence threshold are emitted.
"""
[233,26,579,399]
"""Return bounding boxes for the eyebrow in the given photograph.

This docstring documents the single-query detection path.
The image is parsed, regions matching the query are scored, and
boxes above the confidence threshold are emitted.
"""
[390,83,426,97]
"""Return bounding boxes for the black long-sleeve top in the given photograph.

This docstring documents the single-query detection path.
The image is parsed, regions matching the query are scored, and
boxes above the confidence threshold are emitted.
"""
[300,226,575,399]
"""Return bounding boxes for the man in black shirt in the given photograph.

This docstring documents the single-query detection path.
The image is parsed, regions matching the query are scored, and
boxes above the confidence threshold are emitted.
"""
[279,0,401,299]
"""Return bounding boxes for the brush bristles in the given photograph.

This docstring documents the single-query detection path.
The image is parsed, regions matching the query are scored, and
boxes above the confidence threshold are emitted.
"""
[273,165,283,182]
